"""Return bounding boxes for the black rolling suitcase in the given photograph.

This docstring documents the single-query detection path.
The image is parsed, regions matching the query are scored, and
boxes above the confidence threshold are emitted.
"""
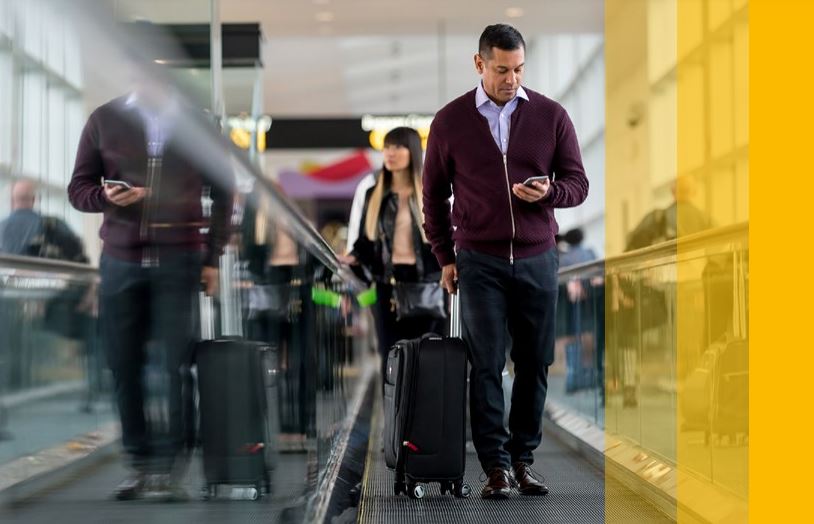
[383,293,472,499]
[195,291,278,501]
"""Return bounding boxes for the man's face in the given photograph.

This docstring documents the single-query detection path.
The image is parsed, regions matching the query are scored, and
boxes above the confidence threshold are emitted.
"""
[475,46,525,105]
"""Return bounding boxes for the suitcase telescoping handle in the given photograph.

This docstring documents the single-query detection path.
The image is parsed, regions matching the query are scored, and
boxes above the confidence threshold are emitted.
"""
[199,287,215,341]
[449,288,462,339]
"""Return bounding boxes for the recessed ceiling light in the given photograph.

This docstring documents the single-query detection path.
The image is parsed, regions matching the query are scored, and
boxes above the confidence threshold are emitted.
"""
[315,11,335,22]
[313,0,331,5]
[505,7,524,18]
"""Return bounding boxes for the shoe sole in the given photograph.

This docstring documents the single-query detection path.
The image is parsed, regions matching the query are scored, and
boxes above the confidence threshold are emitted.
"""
[481,490,511,500]
[518,488,549,496]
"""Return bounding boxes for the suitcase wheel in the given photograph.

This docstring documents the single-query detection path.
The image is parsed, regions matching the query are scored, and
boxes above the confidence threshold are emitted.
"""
[393,481,407,496]
[453,482,471,499]
[407,483,425,499]
[439,481,451,495]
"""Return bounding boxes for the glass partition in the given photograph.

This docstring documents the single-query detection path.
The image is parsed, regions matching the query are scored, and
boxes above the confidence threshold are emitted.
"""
[0,258,109,466]
[547,223,748,505]
[1,2,377,521]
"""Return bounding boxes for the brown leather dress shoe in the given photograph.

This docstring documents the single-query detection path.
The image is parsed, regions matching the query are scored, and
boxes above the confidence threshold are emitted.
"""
[512,462,549,495]
[481,468,512,499]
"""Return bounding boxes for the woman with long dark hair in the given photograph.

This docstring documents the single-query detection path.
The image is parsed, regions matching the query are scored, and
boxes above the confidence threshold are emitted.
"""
[345,127,445,382]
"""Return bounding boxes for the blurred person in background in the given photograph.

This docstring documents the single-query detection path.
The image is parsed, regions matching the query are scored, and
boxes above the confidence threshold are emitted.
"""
[626,175,712,251]
[242,191,316,447]
[0,179,87,262]
[557,228,600,395]
[345,172,376,254]
[613,175,713,407]
[342,127,445,392]
[422,24,589,498]
[558,228,596,268]
[67,75,233,500]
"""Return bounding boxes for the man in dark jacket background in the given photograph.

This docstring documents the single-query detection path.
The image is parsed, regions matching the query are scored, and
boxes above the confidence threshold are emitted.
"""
[68,81,233,501]
[423,24,589,499]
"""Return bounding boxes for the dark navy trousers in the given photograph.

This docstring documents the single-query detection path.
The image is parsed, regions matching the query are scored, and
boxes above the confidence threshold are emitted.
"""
[99,251,200,473]
[457,247,558,471]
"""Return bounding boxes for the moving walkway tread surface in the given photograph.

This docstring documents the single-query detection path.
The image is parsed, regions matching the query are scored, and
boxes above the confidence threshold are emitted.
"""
[358,418,672,524]
[0,452,309,524]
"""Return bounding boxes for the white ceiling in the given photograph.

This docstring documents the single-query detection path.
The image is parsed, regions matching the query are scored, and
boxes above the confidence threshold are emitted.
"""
[113,0,604,115]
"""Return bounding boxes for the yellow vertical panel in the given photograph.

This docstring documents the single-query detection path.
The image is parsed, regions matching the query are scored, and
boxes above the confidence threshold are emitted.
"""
[708,0,733,32]
[606,0,678,522]
[677,62,706,172]
[677,0,704,60]
[677,1,748,524]
[733,19,749,148]
[709,40,735,159]
[751,2,813,522]
[735,159,748,222]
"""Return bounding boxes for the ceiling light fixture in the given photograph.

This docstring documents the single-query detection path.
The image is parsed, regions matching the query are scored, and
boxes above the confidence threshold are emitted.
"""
[505,7,524,18]
[315,11,335,22]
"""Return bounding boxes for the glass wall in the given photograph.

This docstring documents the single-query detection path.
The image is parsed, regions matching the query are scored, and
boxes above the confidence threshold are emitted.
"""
[0,0,86,237]
[1,3,377,522]
[547,224,748,504]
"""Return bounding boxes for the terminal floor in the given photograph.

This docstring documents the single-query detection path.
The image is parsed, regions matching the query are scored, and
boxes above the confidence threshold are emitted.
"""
[0,393,115,466]
[358,416,672,524]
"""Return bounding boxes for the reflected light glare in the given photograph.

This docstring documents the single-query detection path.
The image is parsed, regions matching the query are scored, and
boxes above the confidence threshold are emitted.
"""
[505,7,524,18]
[315,11,335,22]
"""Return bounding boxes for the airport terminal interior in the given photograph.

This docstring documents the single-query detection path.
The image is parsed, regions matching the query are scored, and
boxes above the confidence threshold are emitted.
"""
[0,1,748,522]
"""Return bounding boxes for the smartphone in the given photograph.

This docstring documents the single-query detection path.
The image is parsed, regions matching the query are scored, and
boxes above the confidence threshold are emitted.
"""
[102,179,133,189]
[522,175,549,187]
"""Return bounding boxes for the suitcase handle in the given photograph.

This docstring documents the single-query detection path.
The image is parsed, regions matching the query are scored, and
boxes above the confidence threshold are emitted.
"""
[449,291,461,338]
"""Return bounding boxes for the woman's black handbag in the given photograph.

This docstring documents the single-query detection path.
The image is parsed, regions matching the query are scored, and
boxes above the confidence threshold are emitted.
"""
[247,280,303,321]
[391,281,447,321]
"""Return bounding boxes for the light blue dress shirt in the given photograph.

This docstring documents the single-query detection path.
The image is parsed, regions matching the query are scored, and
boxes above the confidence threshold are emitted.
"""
[475,82,529,155]
[125,93,176,157]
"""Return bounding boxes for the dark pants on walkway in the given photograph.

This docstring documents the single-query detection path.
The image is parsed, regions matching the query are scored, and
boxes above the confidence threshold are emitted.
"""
[457,248,558,472]
[99,252,200,473]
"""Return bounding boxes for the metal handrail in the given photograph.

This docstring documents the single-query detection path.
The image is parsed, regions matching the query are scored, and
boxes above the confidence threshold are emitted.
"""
[557,221,748,278]
[0,254,98,276]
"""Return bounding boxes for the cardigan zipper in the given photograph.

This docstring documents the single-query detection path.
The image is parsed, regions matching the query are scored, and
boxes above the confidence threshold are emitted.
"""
[502,154,515,265]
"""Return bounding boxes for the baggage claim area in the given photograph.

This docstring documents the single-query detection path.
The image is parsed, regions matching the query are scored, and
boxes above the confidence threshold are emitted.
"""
[0,1,749,523]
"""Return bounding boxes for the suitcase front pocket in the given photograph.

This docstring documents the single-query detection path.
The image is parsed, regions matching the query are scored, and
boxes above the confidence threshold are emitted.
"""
[404,342,446,457]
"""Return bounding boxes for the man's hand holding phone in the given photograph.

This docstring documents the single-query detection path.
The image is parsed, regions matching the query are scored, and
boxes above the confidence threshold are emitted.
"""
[512,175,550,203]
[103,179,148,207]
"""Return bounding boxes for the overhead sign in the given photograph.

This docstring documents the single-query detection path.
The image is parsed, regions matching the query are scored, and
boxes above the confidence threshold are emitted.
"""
[228,115,272,152]
[361,114,433,150]
[262,115,436,150]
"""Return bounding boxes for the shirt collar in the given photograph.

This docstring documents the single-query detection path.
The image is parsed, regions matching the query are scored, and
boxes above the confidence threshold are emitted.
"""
[475,81,528,108]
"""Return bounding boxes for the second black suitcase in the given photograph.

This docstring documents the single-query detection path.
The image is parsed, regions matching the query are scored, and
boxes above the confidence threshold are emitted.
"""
[196,337,278,500]
[383,305,471,499]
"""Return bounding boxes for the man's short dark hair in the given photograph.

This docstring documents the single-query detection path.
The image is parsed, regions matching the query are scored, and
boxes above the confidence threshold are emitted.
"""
[479,24,525,59]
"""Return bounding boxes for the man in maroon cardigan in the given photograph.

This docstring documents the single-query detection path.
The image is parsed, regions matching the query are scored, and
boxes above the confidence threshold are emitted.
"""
[68,86,233,501]
[423,24,589,499]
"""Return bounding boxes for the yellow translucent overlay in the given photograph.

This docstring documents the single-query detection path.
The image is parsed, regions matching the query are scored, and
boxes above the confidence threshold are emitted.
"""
[606,1,748,522]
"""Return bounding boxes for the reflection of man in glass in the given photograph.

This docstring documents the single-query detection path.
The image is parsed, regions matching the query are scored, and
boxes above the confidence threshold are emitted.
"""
[68,79,233,500]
